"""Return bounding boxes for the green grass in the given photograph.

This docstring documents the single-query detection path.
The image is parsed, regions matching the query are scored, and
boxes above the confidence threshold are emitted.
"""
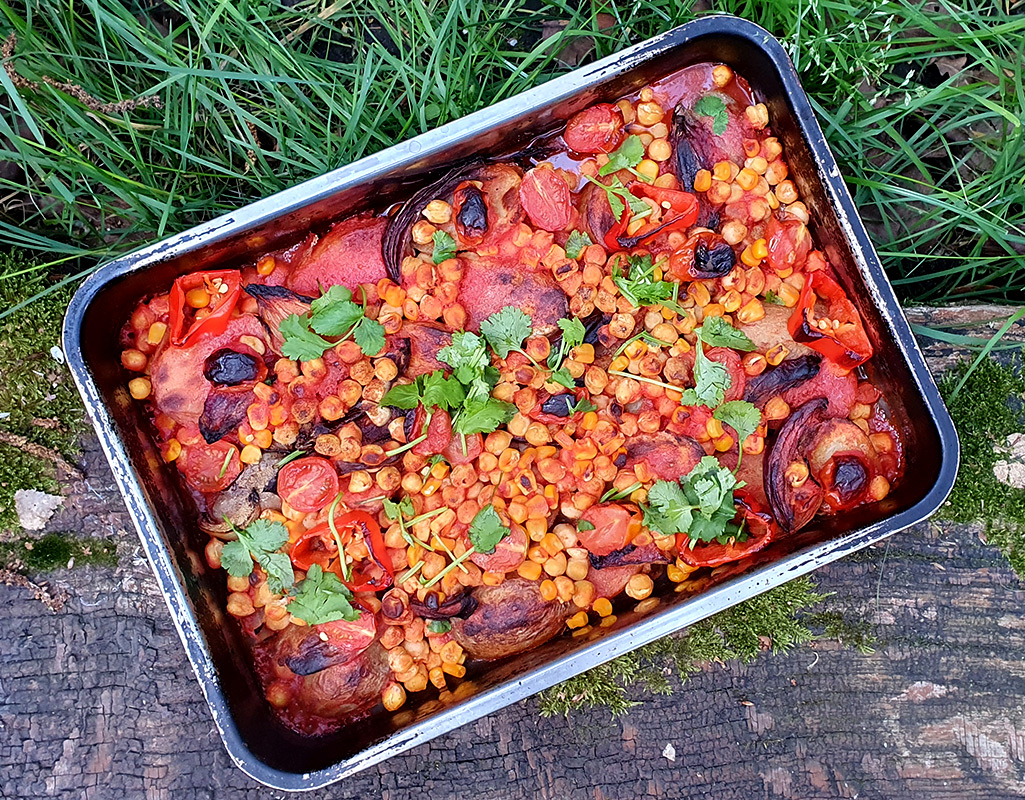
[0,0,1022,310]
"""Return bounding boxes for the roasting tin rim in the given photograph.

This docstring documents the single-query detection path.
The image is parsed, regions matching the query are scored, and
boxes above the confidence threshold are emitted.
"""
[62,14,958,791]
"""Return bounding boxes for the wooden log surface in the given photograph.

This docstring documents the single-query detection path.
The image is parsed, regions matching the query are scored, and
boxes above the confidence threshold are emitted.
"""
[2,306,1025,799]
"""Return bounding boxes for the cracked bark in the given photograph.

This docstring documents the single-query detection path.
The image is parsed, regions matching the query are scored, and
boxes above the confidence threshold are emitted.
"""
[2,310,1024,799]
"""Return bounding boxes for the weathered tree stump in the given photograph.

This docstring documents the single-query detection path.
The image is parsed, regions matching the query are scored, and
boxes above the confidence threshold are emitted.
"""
[2,307,1024,799]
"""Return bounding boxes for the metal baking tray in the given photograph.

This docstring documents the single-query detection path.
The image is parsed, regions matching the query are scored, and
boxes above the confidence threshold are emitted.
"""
[63,14,958,790]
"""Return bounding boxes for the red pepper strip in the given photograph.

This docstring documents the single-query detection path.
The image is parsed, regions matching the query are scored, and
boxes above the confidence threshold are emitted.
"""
[787,271,873,370]
[290,509,393,592]
[675,491,777,568]
[610,181,700,248]
[289,526,337,571]
[168,270,242,347]
[603,208,631,252]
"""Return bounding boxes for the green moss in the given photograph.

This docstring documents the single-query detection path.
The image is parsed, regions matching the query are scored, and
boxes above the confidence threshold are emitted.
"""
[804,611,877,654]
[0,255,83,530]
[938,356,1025,577]
[537,576,826,717]
[0,532,118,571]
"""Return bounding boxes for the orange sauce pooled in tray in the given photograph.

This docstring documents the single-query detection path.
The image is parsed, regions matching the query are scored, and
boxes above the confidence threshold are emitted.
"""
[118,61,903,736]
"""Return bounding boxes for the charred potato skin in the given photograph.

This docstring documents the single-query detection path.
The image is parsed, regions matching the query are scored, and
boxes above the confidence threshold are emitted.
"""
[452,578,571,661]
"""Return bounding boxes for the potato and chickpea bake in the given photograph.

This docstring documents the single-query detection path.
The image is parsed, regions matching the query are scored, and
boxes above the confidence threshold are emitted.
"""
[119,63,903,735]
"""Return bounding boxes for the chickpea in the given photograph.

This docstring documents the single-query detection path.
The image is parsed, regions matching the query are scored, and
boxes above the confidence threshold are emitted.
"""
[647,138,672,162]
[121,348,147,372]
[625,573,654,601]
[128,377,151,400]
[411,220,437,246]
[422,199,453,225]
[637,100,664,127]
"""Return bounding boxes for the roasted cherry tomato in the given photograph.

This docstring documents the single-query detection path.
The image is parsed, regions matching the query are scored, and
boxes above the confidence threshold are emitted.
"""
[765,214,812,274]
[676,492,777,568]
[443,432,483,466]
[168,270,242,348]
[788,271,873,370]
[411,408,453,456]
[519,165,573,232]
[702,346,746,402]
[313,613,378,663]
[563,103,624,154]
[179,440,241,493]
[277,457,340,513]
[577,503,641,557]
[469,523,528,574]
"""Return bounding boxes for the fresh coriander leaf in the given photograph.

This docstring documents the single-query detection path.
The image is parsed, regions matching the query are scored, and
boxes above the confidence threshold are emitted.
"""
[380,379,424,409]
[243,519,290,553]
[421,370,466,411]
[433,230,457,264]
[583,175,647,220]
[714,400,761,448]
[644,480,694,537]
[480,307,533,358]
[309,288,363,337]
[383,497,402,520]
[438,331,490,385]
[453,398,516,435]
[700,316,756,351]
[549,368,577,389]
[220,539,254,578]
[577,520,595,532]
[642,457,743,545]
[764,289,785,305]
[353,317,386,356]
[261,551,296,595]
[570,396,597,414]
[280,314,332,361]
[565,230,592,260]
[309,284,352,314]
[427,619,452,634]
[558,316,586,349]
[688,502,738,544]
[693,95,729,137]
[686,336,732,408]
[468,506,510,554]
[598,134,645,176]
[288,564,360,625]
[683,456,740,518]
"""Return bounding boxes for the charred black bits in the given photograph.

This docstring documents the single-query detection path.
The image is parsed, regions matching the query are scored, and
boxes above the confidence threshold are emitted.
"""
[694,240,735,277]
[541,394,574,417]
[455,185,488,240]
[203,349,261,386]
[832,457,868,503]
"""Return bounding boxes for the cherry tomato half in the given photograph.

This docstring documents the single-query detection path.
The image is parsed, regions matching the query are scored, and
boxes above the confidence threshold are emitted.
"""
[277,457,340,513]
[563,103,624,154]
[519,165,573,233]
[179,440,241,493]
[315,613,378,663]
[469,523,528,574]
[577,503,641,557]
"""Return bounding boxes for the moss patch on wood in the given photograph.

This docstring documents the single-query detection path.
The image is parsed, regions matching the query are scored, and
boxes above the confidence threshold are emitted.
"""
[0,532,118,572]
[938,356,1025,577]
[537,577,826,717]
[0,257,83,531]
